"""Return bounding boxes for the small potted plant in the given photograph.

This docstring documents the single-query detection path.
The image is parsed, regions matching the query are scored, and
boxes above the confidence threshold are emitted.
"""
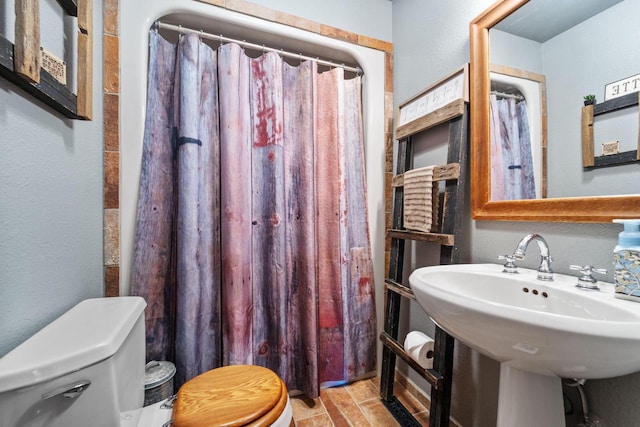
[583,94,596,106]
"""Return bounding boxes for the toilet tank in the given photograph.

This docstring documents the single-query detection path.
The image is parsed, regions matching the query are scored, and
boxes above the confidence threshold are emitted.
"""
[0,297,147,427]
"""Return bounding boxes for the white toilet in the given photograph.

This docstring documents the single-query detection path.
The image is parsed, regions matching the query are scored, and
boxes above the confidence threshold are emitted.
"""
[0,297,293,427]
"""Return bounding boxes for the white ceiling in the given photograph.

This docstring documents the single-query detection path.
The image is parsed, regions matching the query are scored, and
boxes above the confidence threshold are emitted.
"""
[494,0,623,43]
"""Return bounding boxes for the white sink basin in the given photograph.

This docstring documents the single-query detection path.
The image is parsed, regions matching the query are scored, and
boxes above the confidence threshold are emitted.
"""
[410,263,640,378]
[409,263,640,427]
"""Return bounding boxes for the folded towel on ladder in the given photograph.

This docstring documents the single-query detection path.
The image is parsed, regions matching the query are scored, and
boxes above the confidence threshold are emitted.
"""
[403,165,436,233]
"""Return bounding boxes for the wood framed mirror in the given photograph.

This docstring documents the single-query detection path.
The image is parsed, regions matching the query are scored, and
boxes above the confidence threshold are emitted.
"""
[470,0,640,222]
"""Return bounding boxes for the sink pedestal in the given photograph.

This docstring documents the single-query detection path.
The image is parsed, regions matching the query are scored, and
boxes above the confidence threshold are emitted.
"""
[497,364,564,427]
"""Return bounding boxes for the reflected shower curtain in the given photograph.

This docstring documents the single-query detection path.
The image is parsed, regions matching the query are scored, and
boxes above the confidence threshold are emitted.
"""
[490,94,536,200]
[132,31,376,398]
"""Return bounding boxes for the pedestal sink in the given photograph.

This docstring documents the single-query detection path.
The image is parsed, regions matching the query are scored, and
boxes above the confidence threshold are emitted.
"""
[409,263,640,427]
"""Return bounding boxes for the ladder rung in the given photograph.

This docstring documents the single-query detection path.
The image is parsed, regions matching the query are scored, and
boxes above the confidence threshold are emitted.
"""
[384,278,415,300]
[392,163,460,187]
[381,96,467,427]
[379,331,443,389]
[387,229,454,246]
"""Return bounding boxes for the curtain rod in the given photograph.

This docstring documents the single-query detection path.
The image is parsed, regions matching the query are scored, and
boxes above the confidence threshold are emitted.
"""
[155,21,362,75]
[491,90,524,101]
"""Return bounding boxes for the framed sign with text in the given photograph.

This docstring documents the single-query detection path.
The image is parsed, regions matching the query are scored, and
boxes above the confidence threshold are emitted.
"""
[605,73,640,102]
[396,64,469,139]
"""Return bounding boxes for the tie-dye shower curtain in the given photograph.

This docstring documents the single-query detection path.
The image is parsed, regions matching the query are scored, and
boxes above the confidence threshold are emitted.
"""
[131,31,376,398]
[490,94,536,200]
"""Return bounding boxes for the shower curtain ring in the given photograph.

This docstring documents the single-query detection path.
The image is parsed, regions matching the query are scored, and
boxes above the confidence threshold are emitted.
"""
[199,29,203,40]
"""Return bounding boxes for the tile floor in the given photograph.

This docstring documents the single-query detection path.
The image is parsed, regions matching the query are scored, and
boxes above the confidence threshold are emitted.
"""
[290,375,430,426]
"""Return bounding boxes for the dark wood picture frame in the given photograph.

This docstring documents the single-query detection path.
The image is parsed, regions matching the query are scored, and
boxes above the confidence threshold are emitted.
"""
[0,0,92,120]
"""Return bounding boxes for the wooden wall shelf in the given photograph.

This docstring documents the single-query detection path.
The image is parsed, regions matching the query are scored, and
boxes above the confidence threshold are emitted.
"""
[581,92,640,168]
[0,35,78,117]
[2,0,92,120]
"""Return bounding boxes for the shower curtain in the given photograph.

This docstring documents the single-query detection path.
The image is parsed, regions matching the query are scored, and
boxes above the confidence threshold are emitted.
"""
[490,94,536,200]
[131,31,376,398]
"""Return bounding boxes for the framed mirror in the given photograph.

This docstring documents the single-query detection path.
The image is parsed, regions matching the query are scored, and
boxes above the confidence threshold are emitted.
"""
[470,0,640,222]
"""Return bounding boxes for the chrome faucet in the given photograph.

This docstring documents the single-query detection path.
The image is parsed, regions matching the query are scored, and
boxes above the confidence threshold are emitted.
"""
[512,233,554,281]
[570,265,607,290]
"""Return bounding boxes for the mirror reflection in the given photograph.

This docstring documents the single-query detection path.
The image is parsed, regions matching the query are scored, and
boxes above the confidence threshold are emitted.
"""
[489,0,639,200]
[489,64,546,200]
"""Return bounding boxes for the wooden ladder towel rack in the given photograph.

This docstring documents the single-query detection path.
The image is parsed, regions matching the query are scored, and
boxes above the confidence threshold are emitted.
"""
[379,66,469,427]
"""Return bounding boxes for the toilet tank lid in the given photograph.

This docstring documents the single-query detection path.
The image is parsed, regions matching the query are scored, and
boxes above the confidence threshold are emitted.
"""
[0,297,147,393]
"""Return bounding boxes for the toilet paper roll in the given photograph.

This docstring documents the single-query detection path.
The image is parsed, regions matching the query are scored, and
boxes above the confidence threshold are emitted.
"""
[403,331,434,369]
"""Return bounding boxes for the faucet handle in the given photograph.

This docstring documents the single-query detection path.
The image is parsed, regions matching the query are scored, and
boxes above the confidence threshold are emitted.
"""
[498,254,519,274]
[570,265,607,290]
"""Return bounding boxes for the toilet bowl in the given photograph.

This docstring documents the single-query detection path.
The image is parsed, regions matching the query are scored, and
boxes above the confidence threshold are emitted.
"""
[0,297,292,427]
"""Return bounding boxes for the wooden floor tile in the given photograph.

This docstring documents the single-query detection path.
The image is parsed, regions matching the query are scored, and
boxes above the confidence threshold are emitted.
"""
[291,395,327,421]
[359,398,402,426]
[320,390,355,427]
[414,410,430,424]
[394,382,427,415]
[345,378,379,403]
[290,375,430,426]
[322,386,371,425]
[295,413,335,427]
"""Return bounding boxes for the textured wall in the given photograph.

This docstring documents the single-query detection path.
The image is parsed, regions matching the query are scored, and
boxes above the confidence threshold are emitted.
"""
[0,6,104,356]
[542,1,639,198]
[393,1,638,426]
[244,0,392,41]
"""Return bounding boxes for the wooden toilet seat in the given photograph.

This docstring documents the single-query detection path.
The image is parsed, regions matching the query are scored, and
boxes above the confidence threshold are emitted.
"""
[173,365,289,427]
